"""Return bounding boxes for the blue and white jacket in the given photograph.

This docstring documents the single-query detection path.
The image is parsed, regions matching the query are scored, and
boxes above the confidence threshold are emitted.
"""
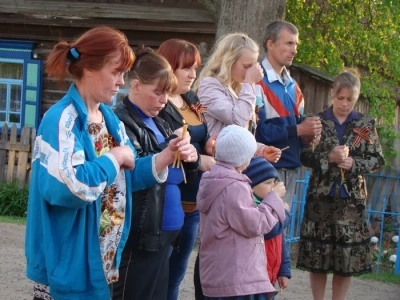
[255,58,305,169]
[25,84,167,300]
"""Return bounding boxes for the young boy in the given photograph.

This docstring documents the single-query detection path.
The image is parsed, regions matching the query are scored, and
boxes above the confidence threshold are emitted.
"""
[243,157,292,298]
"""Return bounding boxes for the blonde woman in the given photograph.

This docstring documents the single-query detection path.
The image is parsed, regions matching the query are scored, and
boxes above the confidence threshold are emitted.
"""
[195,33,281,162]
[193,33,282,300]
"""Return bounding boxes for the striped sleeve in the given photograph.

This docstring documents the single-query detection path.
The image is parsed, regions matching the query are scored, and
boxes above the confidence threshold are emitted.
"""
[35,104,119,208]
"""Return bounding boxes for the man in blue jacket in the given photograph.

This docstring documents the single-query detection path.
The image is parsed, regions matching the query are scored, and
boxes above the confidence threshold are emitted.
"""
[255,20,322,207]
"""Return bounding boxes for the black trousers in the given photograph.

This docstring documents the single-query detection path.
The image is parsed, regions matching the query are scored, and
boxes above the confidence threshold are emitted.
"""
[112,230,180,300]
[194,251,205,300]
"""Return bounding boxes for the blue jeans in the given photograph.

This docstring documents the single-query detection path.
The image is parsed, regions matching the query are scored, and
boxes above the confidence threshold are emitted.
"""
[167,210,200,300]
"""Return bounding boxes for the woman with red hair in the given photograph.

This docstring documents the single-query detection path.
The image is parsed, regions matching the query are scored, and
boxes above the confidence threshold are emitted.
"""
[25,26,192,300]
[157,39,215,300]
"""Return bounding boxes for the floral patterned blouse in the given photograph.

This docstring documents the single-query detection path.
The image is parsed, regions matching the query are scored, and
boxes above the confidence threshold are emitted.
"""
[88,120,127,284]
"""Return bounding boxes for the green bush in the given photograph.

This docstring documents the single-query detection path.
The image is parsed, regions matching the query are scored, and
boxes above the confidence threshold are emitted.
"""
[0,181,29,217]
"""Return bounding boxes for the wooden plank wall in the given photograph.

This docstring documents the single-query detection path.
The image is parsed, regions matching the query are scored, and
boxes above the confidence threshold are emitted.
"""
[0,124,36,187]
[290,67,371,116]
[0,0,216,116]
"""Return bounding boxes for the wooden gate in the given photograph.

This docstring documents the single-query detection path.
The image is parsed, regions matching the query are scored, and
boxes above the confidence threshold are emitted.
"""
[0,124,36,187]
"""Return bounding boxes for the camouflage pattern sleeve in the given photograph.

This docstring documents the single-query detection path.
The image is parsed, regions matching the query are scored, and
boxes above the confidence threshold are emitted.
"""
[351,118,385,175]
[300,149,331,175]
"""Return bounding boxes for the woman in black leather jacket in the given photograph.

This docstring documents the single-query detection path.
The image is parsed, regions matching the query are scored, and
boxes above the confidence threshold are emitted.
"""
[157,39,215,300]
[112,46,200,300]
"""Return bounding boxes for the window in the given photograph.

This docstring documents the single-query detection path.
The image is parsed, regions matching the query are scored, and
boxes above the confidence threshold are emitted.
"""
[0,40,43,130]
[0,59,23,125]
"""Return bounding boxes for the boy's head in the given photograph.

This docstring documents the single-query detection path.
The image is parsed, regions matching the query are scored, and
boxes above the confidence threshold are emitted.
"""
[215,125,257,171]
[243,157,279,198]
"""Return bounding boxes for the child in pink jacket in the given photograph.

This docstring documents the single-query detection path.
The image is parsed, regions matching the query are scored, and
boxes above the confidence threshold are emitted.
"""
[197,125,286,300]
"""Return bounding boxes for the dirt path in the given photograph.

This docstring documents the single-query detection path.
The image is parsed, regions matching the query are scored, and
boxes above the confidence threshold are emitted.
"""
[1,222,399,299]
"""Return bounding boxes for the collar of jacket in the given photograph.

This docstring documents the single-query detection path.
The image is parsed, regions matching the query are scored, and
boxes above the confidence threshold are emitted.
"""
[162,91,210,143]
[68,84,124,148]
[164,90,203,124]
[122,96,171,137]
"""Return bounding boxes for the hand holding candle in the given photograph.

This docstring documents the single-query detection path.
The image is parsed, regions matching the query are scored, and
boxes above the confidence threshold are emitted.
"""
[172,121,189,183]
[265,146,289,160]
[311,133,321,152]
[329,145,350,183]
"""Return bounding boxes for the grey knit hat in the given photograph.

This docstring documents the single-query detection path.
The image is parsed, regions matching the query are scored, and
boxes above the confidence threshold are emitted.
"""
[215,125,257,168]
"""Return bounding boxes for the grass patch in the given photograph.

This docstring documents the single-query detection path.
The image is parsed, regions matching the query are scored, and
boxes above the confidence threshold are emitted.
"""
[360,271,400,285]
[0,215,26,225]
[0,181,29,217]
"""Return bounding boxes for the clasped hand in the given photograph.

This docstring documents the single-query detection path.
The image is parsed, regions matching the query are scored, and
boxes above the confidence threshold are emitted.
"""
[329,145,353,171]
[272,182,286,199]
[109,145,135,170]
[298,116,322,137]
[169,129,198,163]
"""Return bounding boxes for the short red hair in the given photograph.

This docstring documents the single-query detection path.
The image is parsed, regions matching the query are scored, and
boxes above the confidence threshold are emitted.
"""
[157,39,201,71]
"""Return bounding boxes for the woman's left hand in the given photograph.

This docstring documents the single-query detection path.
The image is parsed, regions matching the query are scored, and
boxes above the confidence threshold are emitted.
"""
[179,144,198,162]
[199,154,216,172]
[338,157,354,171]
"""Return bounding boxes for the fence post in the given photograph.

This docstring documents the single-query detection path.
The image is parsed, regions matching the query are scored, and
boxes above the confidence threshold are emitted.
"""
[0,123,8,182]
[299,171,310,222]
[16,125,31,188]
[27,127,37,185]
[376,198,387,273]
[396,228,400,275]
[6,124,18,184]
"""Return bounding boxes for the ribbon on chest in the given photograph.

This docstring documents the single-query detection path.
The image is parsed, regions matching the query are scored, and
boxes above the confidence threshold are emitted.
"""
[352,126,373,147]
[190,103,207,123]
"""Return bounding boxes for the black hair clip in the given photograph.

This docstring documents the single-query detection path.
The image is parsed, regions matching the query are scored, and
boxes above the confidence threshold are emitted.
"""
[132,59,141,70]
[67,47,80,63]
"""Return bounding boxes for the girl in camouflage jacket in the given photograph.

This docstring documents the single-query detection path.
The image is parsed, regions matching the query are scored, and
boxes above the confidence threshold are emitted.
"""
[296,70,385,300]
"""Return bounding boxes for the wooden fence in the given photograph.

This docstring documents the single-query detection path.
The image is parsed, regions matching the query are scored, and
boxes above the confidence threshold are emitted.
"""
[0,123,36,188]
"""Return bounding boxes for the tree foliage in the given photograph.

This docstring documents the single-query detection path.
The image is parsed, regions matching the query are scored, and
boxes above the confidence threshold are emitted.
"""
[286,0,400,162]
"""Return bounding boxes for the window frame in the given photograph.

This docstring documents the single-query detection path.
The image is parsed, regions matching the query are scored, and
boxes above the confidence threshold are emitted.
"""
[0,58,24,128]
[0,40,43,133]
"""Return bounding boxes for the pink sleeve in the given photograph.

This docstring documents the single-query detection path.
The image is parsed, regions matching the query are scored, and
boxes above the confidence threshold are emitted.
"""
[223,182,279,238]
[198,77,255,128]
[259,191,286,223]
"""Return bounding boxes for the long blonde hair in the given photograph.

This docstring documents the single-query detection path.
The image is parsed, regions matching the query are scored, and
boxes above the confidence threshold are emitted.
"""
[194,33,259,95]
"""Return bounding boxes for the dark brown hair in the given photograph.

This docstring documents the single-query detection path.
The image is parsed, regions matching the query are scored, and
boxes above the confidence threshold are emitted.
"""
[46,26,134,86]
[157,39,201,71]
[129,46,177,93]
